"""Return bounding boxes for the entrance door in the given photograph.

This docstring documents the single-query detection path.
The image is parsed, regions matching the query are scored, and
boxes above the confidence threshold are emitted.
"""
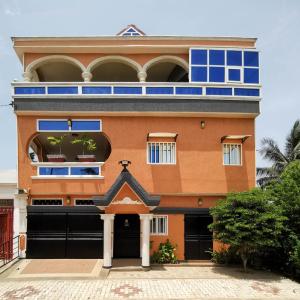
[184,214,213,260]
[26,209,103,258]
[113,214,140,258]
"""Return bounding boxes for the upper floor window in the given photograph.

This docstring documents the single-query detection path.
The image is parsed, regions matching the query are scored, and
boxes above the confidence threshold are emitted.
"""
[223,144,242,166]
[37,119,101,132]
[147,142,176,164]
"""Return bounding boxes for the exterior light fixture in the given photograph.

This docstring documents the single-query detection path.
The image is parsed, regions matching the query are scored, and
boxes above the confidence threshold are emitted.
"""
[198,197,203,206]
[119,160,131,170]
[200,120,206,129]
[66,195,71,205]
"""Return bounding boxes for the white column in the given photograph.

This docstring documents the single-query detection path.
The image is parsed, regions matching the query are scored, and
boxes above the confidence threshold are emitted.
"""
[139,214,153,268]
[138,71,147,82]
[82,71,92,82]
[101,214,115,268]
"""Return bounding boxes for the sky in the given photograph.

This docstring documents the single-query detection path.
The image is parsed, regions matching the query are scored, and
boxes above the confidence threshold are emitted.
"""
[0,0,299,171]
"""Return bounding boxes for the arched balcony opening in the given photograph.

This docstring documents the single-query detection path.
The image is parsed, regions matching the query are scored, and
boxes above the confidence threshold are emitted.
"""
[91,62,139,82]
[28,132,111,163]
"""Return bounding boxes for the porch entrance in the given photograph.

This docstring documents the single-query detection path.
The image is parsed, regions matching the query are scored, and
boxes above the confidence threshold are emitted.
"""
[113,214,140,258]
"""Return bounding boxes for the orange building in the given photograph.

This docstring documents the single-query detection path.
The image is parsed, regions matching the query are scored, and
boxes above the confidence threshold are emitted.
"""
[12,25,260,268]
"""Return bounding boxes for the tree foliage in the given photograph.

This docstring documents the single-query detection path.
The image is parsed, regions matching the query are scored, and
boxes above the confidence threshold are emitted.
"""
[209,189,286,271]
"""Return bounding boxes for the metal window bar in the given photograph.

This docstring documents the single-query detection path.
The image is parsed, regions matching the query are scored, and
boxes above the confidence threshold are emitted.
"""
[0,236,20,268]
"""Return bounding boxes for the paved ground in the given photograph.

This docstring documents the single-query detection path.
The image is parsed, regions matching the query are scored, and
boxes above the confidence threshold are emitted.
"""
[0,259,299,299]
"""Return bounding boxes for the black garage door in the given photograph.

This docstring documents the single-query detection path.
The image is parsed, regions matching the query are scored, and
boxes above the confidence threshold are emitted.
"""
[184,214,213,260]
[26,206,103,259]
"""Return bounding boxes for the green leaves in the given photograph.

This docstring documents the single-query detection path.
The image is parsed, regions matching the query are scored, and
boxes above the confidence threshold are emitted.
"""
[151,239,178,264]
[71,135,97,155]
[47,135,66,154]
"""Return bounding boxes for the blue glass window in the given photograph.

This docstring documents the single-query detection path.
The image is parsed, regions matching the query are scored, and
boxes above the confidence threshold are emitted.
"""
[228,69,241,82]
[227,51,242,66]
[209,67,225,82]
[48,86,78,94]
[15,87,45,95]
[71,120,101,131]
[209,50,225,65]
[244,68,259,83]
[127,28,136,33]
[39,167,68,176]
[244,51,259,67]
[146,87,173,95]
[70,167,99,176]
[82,86,112,94]
[114,87,142,94]
[234,88,260,96]
[38,120,69,131]
[191,49,207,65]
[191,67,207,82]
[206,87,232,96]
[175,87,202,95]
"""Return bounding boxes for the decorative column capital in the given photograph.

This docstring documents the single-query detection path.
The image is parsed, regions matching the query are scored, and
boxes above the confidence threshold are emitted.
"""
[23,71,33,82]
[82,71,92,82]
[101,214,115,221]
[138,71,147,82]
[139,213,153,221]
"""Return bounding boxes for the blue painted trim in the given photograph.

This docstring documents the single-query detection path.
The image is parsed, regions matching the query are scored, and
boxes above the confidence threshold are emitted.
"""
[234,88,260,97]
[48,86,78,94]
[146,87,173,95]
[15,87,45,95]
[114,86,142,94]
[175,87,202,95]
[82,86,112,94]
[206,87,232,96]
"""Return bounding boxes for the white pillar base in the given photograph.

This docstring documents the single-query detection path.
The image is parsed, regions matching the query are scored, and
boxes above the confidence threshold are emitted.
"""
[101,214,115,268]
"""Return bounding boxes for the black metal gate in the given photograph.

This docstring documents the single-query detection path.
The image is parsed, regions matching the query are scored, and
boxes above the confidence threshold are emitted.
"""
[184,214,213,260]
[26,206,103,259]
[113,214,140,258]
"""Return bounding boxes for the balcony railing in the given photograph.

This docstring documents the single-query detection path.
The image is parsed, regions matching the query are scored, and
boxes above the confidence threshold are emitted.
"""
[31,162,104,179]
[12,82,261,98]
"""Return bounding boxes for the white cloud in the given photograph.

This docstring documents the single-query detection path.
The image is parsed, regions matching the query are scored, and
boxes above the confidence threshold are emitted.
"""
[4,8,20,16]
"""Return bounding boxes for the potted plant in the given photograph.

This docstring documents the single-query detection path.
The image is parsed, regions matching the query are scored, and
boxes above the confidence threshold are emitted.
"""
[46,135,67,162]
[71,135,97,162]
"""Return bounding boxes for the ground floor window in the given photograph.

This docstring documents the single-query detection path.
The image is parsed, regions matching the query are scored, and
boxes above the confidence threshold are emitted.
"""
[150,215,168,235]
[223,143,242,165]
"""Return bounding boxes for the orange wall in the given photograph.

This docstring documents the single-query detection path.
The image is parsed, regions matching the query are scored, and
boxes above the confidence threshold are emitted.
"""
[18,115,256,198]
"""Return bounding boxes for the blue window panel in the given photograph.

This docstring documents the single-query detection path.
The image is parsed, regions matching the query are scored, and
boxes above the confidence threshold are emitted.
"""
[206,87,232,96]
[228,69,241,81]
[191,67,207,82]
[146,87,173,95]
[175,87,202,95]
[244,68,259,83]
[38,120,69,131]
[209,50,225,65]
[191,49,207,65]
[244,51,259,67]
[15,87,45,95]
[132,33,141,36]
[234,88,260,96]
[209,67,225,82]
[82,86,111,94]
[114,87,142,94]
[122,33,131,36]
[48,86,78,94]
[71,120,101,131]
[227,51,242,66]
[127,28,136,33]
[151,144,155,163]
[39,167,68,176]
[70,167,99,176]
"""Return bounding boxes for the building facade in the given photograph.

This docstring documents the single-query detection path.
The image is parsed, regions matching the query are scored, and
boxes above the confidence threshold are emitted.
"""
[12,25,260,268]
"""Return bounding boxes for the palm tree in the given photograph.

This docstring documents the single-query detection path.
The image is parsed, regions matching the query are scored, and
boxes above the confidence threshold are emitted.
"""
[257,119,300,187]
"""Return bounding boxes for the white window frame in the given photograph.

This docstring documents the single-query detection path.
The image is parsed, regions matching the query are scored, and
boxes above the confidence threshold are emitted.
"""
[37,119,102,132]
[150,215,168,236]
[31,198,63,206]
[147,142,176,165]
[226,66,243,83]
[223,143,242,166]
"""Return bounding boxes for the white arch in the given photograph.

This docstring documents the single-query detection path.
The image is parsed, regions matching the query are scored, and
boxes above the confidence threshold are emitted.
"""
[142,55,189,73]
[25,55,86,73]
[87,55,143,73]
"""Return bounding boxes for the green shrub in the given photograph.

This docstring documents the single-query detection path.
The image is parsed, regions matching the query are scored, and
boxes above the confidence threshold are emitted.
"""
[290,239,300,269]
[209,247,240,265]
[151,239,178,264]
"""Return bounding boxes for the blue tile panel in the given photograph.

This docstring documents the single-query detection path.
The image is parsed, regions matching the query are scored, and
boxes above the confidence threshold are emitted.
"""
[191,67,207,82]
[227,51,242,66]
[234,88,260,96]
[71,120,101,131]
[39,167,69,176]
[146,87,173,94]
[244,51,259,67]
[82,86,112,94]
[228,69,241,81]
[209,50,225,65]
[244,68,259,83]
[70,167,99,175]
[206,87,232,96]
[191,49,207,65]
[48,86,78,94]
[15,87,45,94]
[175,87,202,95]
[209,67,225,82]
[114,86,142,94]
[38,120,69,131]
